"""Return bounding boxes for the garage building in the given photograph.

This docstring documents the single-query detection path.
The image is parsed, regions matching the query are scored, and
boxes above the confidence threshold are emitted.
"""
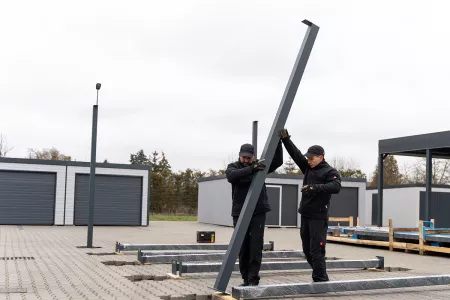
[198,174,366,228]
[0,157,151,226]
[367,184,450,228]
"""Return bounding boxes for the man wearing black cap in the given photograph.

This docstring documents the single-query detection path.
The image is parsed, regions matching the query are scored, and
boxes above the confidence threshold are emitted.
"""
[280,129,341,282]
[226,140,283,286]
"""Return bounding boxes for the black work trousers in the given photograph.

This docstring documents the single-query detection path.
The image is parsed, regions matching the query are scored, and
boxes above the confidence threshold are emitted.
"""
[300,215,329,282]
[232,212,266,285]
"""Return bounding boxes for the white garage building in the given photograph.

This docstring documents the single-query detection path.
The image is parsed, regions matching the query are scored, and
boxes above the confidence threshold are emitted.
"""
[0,157,151,226]
[198,174,367,228]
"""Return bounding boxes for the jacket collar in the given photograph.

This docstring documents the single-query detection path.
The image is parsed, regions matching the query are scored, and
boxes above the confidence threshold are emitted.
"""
[311,159,327,170]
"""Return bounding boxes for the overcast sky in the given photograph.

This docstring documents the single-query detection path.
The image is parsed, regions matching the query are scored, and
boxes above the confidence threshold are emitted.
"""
[1,0,449,178]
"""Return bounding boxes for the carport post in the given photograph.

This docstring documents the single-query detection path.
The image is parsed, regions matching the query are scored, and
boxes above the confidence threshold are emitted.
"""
[425,149,432,221]
[213,20,319,292]
[87,83,101,248]
[252,121,258,157]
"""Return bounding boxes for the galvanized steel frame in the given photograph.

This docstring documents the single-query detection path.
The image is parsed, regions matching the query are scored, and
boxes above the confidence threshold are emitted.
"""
[115,241,274,253]
[175,257,383,276]
[213,19,320,292]
[232,274,450,299]
[139,250,305,264]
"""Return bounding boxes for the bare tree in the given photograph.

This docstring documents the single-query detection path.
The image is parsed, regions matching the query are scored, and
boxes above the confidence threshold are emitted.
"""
[27,147,72,161]
[402,158,450,185]
[0,134,13,157]
[330,156,367,179]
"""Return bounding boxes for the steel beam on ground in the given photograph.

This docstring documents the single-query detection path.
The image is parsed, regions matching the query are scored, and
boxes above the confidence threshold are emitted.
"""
[139,250,305,264]
[115,241,274,252]
[177,257,383,276]
[213,19,320,293]
[232,274,450,299]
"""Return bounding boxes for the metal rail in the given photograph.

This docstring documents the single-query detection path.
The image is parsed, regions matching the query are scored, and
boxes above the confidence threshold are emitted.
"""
[175,257,383,276]
[232,274,450,299]
[138,250,305,264]
[115,241,274,252]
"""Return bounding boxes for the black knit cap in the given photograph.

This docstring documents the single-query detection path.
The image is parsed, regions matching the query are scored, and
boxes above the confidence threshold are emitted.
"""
[305,145,325,157]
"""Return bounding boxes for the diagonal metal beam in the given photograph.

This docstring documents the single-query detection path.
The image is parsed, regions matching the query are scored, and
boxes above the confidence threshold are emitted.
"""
[139,250,305,264]
[213,19,320,292]
[115,241,274,252]
[232,274,450,299]
[179,258,381,276]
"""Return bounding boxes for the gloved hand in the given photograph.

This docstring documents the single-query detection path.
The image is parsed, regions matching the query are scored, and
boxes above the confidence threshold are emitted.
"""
[252,159,266,173]
[280,129,291,139]
[301,184,317,195]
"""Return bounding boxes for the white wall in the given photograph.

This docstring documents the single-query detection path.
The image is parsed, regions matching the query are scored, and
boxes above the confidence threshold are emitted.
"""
[65,166,149,226]
[198,178,233,226]
[366,187,420,227]
[0,163,66,225]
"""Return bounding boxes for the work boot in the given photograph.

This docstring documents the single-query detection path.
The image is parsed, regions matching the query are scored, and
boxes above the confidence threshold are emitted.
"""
[239,280,249,286]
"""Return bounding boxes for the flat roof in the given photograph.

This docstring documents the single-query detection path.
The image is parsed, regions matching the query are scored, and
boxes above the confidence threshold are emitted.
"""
[366,183,450,190]
[379,130,450,158]
[0,157,152,170]
[198,173,366,183]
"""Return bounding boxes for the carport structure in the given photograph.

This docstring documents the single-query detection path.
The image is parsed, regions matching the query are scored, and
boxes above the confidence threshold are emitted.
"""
[377,130,450,226]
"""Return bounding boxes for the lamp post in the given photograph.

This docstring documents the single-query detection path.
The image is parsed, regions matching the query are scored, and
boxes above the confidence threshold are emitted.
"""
[87,83,101,248]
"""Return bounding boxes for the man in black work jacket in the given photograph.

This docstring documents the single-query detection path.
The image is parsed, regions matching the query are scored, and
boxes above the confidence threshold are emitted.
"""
[226,141,283,286]
[280,129,341,282]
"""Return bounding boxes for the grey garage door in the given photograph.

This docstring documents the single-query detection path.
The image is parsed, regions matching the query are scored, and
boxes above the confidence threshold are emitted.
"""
[74,174,142,226]
[0,170,56,225]
[328,187,358,226]
[420,191,450,228]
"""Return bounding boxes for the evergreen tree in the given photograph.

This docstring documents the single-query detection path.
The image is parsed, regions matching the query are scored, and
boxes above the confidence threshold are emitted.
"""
[130,149,149,165]
[369,155,403,186]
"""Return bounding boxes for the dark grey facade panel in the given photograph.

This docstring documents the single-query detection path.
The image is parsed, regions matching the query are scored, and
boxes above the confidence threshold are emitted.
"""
[372,193,379,226]
[74,174,142,226]
[420,191,450,228]
[379,130,450,156]
[0,157,151,170]
[266,186,281,226]
[0,170,56,225]
[327,187,358,226]
[281,184,298,226]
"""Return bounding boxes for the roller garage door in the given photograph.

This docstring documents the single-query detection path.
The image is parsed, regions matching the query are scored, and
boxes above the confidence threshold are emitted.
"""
[74,174,142,225]
[0,170,56,225]
[328,187,358,226]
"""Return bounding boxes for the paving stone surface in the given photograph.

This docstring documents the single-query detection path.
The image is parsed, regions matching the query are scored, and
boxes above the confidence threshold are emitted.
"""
[0,222,449,299]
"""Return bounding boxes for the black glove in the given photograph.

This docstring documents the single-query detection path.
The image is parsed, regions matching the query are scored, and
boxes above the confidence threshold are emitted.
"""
[301,184,317,195]
[252,159,266,173]
[280,129,291,139]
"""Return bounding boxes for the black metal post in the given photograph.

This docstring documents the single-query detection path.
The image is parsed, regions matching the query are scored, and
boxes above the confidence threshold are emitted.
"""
[213,20,319,292]
[425,149,432,221]
[252,121,258,157]
[87,83,101,248]
[377,153,384,227]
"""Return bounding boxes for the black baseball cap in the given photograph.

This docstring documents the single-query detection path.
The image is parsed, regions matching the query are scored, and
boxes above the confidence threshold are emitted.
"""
[305,145,325,157]
[239,143,255,157]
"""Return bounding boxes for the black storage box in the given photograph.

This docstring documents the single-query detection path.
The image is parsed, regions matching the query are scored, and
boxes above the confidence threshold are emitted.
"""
[197,231,215,243]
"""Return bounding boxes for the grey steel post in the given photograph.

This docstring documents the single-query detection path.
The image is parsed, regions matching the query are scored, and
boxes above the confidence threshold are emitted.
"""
[87,83,101,248]
[425,149,432,221]
[252,121,258,157]
[213,20,319,292]
[377,153,384,227]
